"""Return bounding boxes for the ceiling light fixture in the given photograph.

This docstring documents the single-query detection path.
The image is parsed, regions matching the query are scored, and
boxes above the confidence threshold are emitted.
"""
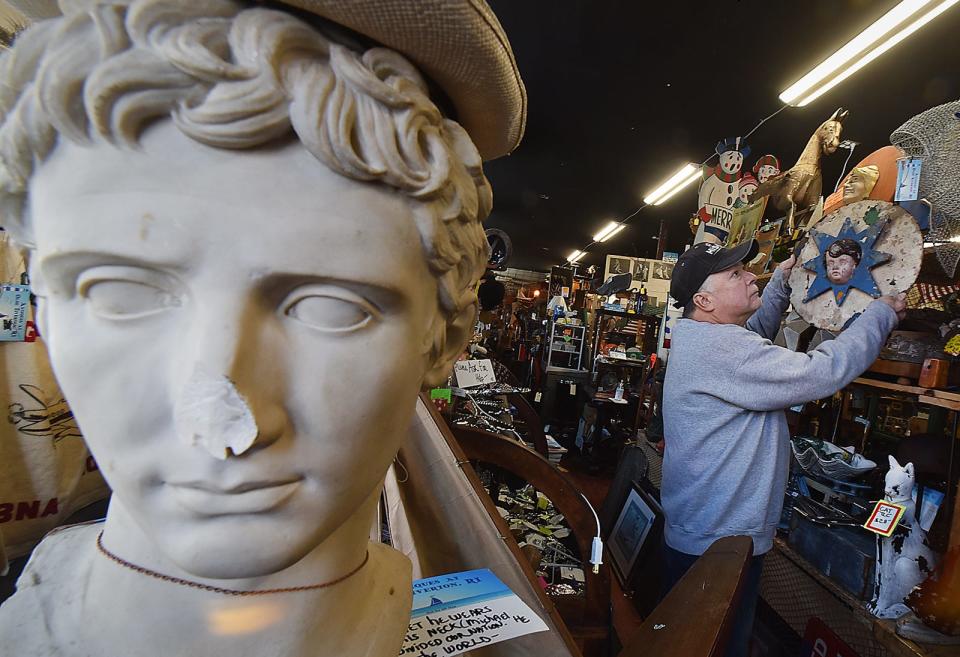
[592,221,626,243]
[643,163,701,205]
[567,250,586,264]
[780,0,959,107]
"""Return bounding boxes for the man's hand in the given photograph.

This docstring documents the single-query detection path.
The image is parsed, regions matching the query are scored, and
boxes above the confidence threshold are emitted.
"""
[778,254,797,278]
[877,293,907,321]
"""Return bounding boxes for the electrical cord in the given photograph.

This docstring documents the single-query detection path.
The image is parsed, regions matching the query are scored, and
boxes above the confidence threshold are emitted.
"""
[833,141,859,192]
[579,491,604,574]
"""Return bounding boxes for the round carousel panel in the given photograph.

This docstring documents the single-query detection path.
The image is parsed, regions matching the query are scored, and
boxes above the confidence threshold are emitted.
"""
[788,200,922,331]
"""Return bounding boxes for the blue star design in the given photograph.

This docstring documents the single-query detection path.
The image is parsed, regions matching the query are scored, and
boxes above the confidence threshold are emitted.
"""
[801,213,892,307]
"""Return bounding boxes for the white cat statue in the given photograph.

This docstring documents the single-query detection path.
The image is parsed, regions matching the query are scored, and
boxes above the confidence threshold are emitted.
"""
[869,455,938,618]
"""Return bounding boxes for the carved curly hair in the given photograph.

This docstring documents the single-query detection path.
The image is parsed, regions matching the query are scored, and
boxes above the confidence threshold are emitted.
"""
[0,0,492,359]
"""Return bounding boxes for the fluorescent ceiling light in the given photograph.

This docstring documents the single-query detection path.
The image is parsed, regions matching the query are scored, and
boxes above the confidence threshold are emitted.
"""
[643,164,701,205]
[567,250,586,263]
[780,0,959,107]
[593,221,626,243]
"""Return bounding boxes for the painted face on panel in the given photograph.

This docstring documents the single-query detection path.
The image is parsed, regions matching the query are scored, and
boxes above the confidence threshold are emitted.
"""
[738,176,759,204]
[824,240,862,286]
[843,172,868,204]
[29,122,441,579]
[826,254,857,285]
[756,165,779,183]
[719,151,744,175]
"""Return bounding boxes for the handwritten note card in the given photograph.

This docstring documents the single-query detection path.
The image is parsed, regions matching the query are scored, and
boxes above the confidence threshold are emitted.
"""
[453,359,496,388]
[400,569,548,657]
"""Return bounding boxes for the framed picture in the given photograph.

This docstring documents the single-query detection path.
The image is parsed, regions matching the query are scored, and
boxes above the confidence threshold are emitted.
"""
[632,259,650,284]
[609,481,663,586]
[651,261,674,280]
[606,255,634,278]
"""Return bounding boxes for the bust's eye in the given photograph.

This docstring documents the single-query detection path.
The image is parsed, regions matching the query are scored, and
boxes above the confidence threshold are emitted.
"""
[283,287,377,332]
[78,267,182,320]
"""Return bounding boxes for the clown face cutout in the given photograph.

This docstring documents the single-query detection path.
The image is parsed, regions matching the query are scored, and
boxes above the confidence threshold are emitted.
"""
[752,155,781,184]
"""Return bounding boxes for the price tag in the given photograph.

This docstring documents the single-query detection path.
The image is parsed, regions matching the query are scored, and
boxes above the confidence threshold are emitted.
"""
[430,388,452,402]
[534,391,542,402]
[895,157,922,202]
[863,500,906,537]
[569,384,577,396]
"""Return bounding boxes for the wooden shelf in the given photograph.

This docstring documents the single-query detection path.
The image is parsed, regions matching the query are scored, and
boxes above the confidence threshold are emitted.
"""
[850,377,960,413]
[868,359,923,379]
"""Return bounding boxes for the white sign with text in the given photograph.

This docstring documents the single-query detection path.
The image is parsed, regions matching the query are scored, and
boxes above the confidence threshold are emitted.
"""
[453,359,496,388]
[400,569,548,657]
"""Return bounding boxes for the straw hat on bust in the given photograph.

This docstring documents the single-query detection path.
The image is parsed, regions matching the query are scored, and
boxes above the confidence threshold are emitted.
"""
[6,0,527,160]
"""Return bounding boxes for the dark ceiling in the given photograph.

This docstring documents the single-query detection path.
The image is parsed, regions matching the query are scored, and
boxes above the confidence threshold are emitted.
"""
[482,0,960,272]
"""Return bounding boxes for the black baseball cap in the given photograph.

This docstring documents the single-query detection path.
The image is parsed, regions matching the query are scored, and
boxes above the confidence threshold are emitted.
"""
[670,240,760,308]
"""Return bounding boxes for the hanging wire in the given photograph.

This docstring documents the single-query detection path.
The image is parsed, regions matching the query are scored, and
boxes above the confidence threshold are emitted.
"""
[833,142,859,192]
[563,103,792,265]
[743,104,790,141]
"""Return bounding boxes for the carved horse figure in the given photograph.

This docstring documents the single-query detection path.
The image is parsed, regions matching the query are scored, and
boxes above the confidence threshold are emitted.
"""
[751,108,848,232]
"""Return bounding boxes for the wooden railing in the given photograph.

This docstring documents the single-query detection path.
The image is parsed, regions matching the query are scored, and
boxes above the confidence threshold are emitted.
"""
[617,535,753,657]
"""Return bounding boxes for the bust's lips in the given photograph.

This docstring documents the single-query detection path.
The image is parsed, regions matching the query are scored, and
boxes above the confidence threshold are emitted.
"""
[167,478,303,515]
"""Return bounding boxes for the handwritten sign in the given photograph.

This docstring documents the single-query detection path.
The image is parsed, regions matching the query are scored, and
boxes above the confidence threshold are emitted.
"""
[0,284,30,341]
[863,500,906,537]
[453,359,496,388]
[400,569,548,657]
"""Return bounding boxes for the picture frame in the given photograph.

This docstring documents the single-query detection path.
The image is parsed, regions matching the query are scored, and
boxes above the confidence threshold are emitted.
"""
[605,255,634,279]
[608,481,663,587]
[651,261,674,280]
[632,259,650,285]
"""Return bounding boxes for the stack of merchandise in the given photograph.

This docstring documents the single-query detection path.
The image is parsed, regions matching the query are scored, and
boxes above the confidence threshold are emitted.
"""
[488,483,585,596]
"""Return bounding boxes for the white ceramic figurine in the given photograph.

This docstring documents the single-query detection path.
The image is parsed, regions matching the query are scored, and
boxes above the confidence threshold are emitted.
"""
[870,455,938,619]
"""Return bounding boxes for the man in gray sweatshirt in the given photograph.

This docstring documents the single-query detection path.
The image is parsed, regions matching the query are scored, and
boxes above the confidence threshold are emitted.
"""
[660,239,905,657]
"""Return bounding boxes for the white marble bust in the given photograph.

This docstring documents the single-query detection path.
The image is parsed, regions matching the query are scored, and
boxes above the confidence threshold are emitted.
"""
[0,1,519,655]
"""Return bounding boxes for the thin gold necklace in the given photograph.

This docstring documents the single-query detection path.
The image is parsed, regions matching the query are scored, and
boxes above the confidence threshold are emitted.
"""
[96,532,369,596]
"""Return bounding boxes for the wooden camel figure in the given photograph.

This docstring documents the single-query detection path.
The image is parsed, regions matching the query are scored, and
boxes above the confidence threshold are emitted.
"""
[750,107,849,233]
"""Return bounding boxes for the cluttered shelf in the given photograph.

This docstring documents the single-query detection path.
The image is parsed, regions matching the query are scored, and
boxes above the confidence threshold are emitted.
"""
[850,377,960,413]
[773,538,960,657]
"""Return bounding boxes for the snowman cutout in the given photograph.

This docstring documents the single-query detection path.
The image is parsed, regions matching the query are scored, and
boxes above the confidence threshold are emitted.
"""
[695,137,750,244]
